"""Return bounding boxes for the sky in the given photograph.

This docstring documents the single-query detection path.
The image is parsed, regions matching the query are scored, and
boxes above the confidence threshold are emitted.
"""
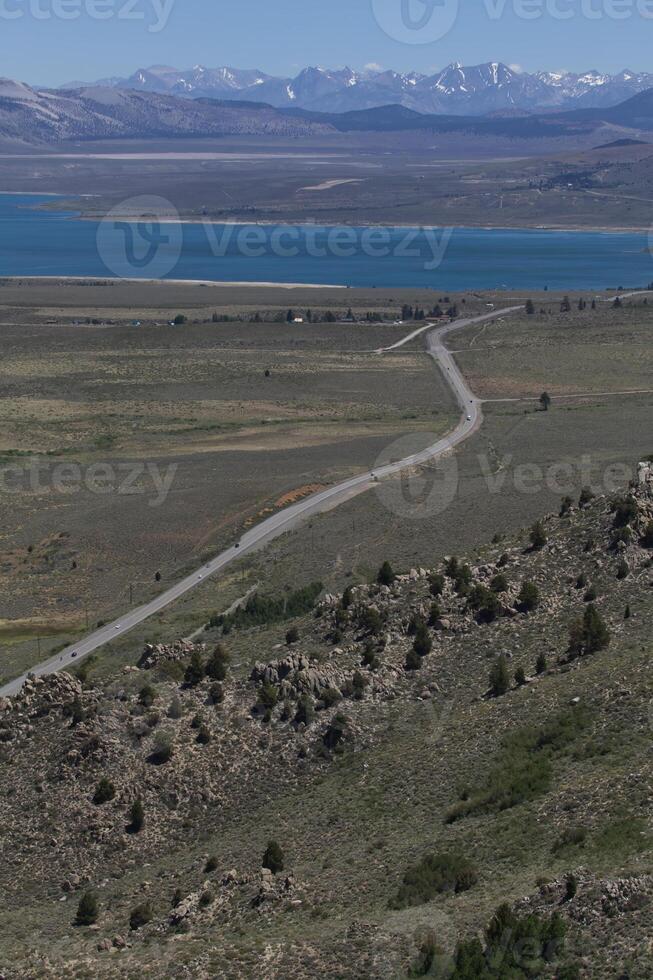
[1,0,650,87]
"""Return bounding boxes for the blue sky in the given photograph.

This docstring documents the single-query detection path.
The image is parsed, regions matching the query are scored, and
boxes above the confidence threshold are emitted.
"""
[2,0,650,87]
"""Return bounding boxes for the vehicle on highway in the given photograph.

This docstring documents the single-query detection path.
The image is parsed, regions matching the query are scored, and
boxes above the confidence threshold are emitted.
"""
[71,652,77,658]
[466,415,472,421]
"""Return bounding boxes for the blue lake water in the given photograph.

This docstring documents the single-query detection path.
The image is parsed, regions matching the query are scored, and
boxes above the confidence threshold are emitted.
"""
[1,194,651,290]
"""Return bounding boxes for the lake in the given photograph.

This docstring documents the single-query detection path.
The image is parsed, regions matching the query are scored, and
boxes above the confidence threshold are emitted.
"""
[1,194,651,290]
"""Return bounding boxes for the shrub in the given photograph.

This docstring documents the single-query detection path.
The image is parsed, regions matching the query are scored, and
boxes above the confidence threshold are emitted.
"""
[294,694,315,727]
[323,712,348,750]
[75,891,98,926]
[489,656,510,697]
[391,853,478,909]
[429,573,445,597]
[199,890,213,908]
[377,561,396,586]
[285,627,300,646]
[405,649,422,671]
[565,874,578,902]
[568,604,610,658]
[575,573,587,589]
[445,707,589,824]
[444,557,460,579]
[616,559,630,580]
[208,682,224,705]
[321,687,342,709]
[138,684,156,708]
[613,496,637,528]
[515,666,527,686]
[454,564,473,595]
[468,584,501,623]
[518,580,540,613]
[205,856,218,873]
[553,827,586,854]
[262,840,284,874]
[184,649,205,687]
[450,905,568,979]
[205,643,230,680]
[149,731,173,765]
[196,725,211,744]
[210,582,322,631]
[92,777,116,805]
[258,683,278,710]
[167,695,183,719]
[559,495,573,516]
[413,624,433,657]
[351,670,367,700]
[490,573,508,593]
[129,902,153,931]
[361,641,380,670]
[536,652,548,675]
[128,798,144,833]
[428,601,442,627]
[584,585,597,602]
[611,526,633,548]
[358,606,384,635]
[530,521,547,550]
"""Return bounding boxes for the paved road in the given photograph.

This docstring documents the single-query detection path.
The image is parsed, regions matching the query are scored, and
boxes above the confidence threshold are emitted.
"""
[0,305,521,697]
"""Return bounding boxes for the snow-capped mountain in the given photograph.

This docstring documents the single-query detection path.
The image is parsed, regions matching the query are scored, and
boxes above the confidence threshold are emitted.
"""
[61,62,653,115]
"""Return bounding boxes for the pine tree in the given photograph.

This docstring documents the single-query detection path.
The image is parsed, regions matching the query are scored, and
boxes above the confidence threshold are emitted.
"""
[93,777,116,805]
[76,891,99,926]
[128,798,144,833]
[184,649,205,687]
[262,840,285,874]
[205,643,230,680]
[489,656,510,697]
[530,521,547,549]
[377,561,396,586]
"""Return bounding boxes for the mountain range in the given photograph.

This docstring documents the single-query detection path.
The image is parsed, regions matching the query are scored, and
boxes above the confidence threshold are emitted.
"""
[2,75,653,146]
[61,62,653,116]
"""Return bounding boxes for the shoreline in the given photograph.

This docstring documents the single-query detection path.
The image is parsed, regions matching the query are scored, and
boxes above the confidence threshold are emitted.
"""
[72,213,652,235]
[0,275,348,289]
[18,196,651,235]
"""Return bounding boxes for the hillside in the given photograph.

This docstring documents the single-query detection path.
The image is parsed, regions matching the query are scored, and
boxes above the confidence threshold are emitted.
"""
[0,467,651,977]
[2,78,653,146]
[0,84,333,144]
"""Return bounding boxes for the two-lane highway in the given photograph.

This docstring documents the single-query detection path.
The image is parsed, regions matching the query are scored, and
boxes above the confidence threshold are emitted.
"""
[0,305,522,698]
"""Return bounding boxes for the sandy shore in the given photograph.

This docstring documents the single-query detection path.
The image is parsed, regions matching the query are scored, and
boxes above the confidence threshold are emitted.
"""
[0,275,348,289]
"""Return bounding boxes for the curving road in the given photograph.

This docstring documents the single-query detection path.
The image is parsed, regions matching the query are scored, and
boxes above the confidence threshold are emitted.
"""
[0,305,522,697]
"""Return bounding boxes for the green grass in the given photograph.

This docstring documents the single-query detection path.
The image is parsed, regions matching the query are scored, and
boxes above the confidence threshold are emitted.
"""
[446,707,591,823]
